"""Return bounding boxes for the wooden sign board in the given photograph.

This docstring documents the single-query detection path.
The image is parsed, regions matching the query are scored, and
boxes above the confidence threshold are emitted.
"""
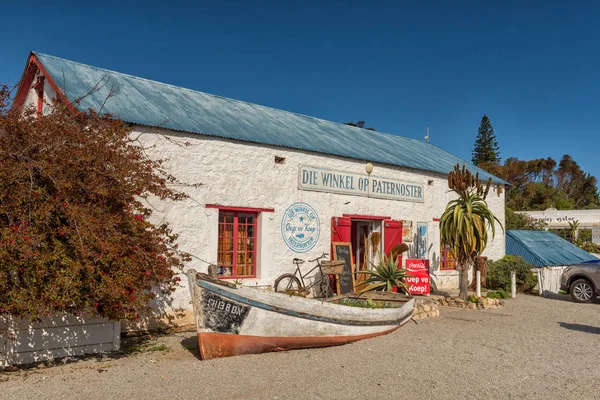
[332,242,355,295]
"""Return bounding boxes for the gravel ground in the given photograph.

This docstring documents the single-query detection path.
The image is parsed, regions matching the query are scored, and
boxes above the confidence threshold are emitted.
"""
[1,294,599,400]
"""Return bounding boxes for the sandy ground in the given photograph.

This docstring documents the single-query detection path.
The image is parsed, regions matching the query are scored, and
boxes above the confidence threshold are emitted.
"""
[1,293,599,400]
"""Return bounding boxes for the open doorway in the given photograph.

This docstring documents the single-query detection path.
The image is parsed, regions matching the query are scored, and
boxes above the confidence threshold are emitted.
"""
[351,219,383,279]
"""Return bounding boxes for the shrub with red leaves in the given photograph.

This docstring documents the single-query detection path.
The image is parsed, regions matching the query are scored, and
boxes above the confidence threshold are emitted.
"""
[0,85,190,321]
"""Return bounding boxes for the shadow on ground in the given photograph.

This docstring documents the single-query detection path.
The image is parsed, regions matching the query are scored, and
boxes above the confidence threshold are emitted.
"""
[180,336,201,359]
[558,322,600,334]
[541,291,600,304]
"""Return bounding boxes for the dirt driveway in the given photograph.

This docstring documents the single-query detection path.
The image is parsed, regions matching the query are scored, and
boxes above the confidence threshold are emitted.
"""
[1,294,599,400]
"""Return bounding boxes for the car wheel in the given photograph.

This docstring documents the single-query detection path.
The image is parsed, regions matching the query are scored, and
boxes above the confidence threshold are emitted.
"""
[570,279,596,303]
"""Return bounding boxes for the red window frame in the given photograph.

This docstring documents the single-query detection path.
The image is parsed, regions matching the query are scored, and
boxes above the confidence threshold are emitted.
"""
[217,210,258,279]
[440,244,456,270]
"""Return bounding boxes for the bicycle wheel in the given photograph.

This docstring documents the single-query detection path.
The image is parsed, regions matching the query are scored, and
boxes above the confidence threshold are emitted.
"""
[274,274,302,293]
[316,275,333,298]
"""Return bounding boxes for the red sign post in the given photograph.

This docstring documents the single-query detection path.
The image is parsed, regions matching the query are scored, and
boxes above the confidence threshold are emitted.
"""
[405,259,430,295]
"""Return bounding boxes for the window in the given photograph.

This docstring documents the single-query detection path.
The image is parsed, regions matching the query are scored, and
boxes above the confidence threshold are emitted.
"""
[440,244,456,270]
[217,211,257,278]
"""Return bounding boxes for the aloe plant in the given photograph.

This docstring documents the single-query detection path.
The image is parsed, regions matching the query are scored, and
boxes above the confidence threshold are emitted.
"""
[357,256,411,295]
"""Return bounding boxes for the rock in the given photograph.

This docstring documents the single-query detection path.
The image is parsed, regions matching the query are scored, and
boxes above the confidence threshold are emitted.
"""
[468,303,476,310]
[455,298,465,303]
[427,311,438,318]
[422,305,431,313]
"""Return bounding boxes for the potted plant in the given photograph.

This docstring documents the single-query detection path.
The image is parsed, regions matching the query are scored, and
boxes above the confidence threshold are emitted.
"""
[358,256,412,295]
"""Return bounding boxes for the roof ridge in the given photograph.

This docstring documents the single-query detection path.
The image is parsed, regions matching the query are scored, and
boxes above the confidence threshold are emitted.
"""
[33,51,430,145]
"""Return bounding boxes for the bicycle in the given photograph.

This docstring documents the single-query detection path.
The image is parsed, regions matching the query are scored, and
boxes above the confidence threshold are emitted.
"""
[274,253,334,298]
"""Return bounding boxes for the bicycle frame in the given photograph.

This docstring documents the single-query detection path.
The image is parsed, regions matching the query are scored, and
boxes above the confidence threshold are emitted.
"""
[292,253,329,292]
[293,261,324,290]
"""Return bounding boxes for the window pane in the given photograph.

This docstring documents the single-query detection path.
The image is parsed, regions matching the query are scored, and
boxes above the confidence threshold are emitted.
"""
[217,210,258,278]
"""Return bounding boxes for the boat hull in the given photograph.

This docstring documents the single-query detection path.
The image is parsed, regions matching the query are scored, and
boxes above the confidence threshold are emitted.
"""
[187,270,414,360]
[197,324,408,359]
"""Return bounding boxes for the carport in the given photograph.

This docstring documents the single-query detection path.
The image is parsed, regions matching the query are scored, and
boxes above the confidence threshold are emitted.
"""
[506,230,598,294]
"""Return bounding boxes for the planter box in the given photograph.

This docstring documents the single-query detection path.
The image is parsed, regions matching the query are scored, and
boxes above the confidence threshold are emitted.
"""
[0,315,120,367]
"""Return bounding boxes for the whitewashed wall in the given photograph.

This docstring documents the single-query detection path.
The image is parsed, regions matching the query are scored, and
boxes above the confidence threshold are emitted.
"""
[134,126,506,326]
[21,75,506,326]
[535,266,568,295]
[0,315,120,366]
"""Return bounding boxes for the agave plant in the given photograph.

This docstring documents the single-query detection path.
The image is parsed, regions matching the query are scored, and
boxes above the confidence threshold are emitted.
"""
[357,256,411,295]
[440,164,503,300]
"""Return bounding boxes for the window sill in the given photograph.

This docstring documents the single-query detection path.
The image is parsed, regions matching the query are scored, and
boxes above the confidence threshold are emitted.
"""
[218,276,257,280]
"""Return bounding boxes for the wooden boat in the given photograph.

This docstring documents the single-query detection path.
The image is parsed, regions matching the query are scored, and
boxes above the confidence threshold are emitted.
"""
[186,269,415,360]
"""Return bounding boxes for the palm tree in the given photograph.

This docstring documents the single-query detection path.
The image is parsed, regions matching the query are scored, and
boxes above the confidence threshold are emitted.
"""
[440,164,503,300]
[568,220,580,243]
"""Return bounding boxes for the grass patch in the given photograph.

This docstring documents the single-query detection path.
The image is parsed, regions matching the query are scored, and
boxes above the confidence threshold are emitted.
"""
[121,337,171,355]
[486,289,510,299]
[336,298,393,309]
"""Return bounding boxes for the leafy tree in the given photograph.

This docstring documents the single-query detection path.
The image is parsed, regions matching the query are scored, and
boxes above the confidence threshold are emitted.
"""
[505,208,546,230]
[480,156,600,211]
[0,85,190,321]
[440,164,503,300]
[471,114,500,166]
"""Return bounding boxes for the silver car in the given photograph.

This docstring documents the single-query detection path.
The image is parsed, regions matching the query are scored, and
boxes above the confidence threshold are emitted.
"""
[560,260,600,303]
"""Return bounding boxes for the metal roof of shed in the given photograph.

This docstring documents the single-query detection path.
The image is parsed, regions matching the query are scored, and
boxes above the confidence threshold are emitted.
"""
[33,52,506,183]
[506,230,598,267]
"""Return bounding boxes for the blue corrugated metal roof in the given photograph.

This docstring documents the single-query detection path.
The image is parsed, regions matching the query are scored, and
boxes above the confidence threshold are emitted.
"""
[506,230,598,267]
[34,52,507,183]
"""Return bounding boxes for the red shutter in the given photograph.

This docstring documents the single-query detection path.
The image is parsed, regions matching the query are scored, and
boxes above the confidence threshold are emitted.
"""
[384,219,403,257]
[331,216,351,243]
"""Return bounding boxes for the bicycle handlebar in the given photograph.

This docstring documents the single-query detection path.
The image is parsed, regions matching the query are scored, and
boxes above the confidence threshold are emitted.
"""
[308,252,329,263]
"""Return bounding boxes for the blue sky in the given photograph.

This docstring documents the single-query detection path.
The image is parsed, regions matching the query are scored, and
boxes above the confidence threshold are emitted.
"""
[2,1,599,181]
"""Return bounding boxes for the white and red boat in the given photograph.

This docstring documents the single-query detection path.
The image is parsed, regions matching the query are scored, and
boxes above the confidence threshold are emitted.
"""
[186,269,414,360]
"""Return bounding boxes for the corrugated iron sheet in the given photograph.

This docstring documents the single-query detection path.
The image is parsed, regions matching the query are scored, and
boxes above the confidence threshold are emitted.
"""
[35,52,506,183]
[506,230,598,267]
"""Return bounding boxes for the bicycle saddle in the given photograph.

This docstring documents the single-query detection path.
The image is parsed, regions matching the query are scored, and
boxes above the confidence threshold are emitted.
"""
[293,258,305,264]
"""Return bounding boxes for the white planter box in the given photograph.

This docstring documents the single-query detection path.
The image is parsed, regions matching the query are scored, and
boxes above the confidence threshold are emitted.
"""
[0,315,120,366]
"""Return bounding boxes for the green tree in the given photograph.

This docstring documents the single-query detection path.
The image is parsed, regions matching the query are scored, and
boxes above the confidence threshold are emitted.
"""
[568,220,580,243]
[479,156,600,211]
[472,114,500,166]
[440,164,503,300]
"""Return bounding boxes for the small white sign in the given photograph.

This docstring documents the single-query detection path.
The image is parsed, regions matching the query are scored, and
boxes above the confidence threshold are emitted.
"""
[298,165,424,203]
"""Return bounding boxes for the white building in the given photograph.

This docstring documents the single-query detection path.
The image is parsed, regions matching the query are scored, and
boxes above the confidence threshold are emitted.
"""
[14,52,507,327]
[518,208,600,243]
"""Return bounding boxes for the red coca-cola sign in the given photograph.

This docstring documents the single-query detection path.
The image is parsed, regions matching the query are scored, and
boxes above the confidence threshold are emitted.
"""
[405,259,430,295]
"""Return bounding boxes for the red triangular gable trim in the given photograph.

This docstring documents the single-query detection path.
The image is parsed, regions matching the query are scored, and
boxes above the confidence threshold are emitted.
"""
[13,52,76,114]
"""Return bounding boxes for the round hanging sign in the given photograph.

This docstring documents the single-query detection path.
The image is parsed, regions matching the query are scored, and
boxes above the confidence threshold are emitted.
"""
[281,202,320,253]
